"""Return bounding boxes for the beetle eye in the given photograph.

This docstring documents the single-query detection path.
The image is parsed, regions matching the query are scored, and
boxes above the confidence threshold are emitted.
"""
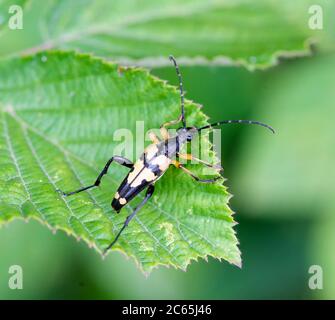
[187,135,192,142]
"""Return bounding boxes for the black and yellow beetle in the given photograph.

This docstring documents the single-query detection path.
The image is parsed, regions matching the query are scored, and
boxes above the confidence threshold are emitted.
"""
[58,56,274,254]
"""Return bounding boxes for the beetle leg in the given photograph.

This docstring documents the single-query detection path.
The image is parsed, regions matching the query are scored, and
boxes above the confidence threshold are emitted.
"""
[160,126,170,140]
[160,115,182,140]
[103,184,155,254]
[178,153,223,171]
[57,156,133,197]
[172,160,221,183]
[148,131,161,144]
[171,160,180,168]
[161,115,182,128]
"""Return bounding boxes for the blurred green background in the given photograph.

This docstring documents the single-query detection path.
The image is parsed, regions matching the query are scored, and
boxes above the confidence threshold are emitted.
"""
[1,52,334,299]
[0,0,334,299]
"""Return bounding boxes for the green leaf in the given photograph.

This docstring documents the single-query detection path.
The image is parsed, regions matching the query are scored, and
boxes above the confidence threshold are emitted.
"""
[0,0,330,69]
[232,54,335,217]
[0,51,240,272]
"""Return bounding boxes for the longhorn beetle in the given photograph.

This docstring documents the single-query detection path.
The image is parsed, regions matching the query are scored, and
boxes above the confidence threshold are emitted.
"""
[57,55,274,254]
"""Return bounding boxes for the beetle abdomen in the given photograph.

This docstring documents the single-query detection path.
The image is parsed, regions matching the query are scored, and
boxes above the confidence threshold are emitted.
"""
[111,148,171,212]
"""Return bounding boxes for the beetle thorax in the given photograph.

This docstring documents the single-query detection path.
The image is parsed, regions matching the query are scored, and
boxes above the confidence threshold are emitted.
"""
[176,127,197,144]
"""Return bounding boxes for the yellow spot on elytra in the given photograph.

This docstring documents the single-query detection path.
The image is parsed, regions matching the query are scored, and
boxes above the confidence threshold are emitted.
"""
[131,168,156,187]
[144,144,159,160]
[119,198,127,205]
[151,155,171,171]
[114,192,120,199]
[127,159,144,183]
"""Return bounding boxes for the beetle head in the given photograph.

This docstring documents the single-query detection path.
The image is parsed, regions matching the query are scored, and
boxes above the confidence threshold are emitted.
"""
[177,126,197,143]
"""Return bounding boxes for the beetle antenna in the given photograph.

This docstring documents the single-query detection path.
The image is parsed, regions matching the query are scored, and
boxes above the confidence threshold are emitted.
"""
[169,55,186,128]
[198,120,275,134]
